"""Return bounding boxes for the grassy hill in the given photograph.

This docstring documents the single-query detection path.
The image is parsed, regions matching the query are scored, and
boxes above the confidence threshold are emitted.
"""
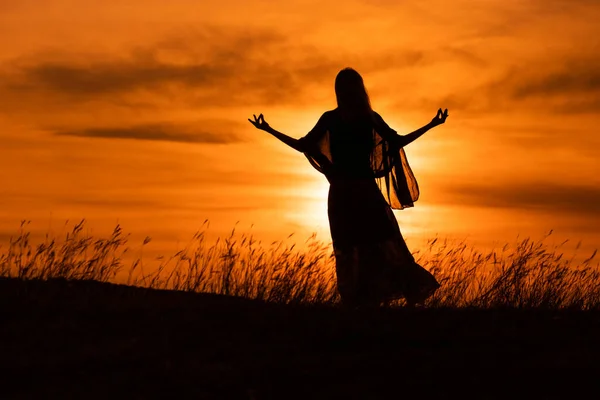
[2,277,600,399]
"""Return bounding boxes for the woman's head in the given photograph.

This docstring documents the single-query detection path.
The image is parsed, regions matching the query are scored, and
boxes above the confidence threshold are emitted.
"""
[335,68,372,119]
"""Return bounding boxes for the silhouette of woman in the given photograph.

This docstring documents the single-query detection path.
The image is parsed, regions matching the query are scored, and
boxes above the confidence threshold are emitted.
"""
[249,68,448,307]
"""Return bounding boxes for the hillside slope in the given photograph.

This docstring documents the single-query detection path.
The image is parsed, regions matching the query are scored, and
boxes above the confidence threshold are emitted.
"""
[1,278,599,399]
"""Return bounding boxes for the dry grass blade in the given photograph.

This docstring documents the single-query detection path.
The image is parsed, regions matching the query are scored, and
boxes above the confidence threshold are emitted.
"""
[1,221,598,309]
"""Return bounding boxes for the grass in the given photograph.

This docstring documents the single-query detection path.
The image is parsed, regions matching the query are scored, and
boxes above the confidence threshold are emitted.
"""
[1,220,598,309]
[3,220,600,399]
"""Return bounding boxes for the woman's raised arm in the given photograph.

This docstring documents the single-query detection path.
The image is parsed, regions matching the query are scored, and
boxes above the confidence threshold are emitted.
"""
[374,109,448,148]
[402,108,449,147]
[248,114,304,152]
[248,112,328,154]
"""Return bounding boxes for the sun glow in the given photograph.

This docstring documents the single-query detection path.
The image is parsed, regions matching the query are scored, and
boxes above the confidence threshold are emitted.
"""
[282,178,331,240]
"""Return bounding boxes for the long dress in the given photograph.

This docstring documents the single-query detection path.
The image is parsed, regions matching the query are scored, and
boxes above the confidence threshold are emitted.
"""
[298,108,440,306]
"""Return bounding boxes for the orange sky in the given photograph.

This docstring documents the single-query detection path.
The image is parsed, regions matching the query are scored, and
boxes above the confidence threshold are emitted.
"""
[1,0,599,258]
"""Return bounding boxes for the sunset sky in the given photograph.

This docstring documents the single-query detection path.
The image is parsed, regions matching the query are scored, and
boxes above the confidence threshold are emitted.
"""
[1,0,599,258]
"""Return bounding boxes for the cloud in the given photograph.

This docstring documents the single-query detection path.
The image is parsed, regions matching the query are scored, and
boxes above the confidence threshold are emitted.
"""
[412,55,600,116]
[439,46,489,68]
[510,65,600,99]
[1,28,335,109]
[54,123,243,144]
[0,26,460,116]
[12,61,214,95]
[0,0,23,12]
[440,181,600,218]
[501,60,600,114]
[484,58,600,113]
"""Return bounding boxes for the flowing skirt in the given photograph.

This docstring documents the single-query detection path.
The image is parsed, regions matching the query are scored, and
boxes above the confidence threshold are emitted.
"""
[328,179,440,306]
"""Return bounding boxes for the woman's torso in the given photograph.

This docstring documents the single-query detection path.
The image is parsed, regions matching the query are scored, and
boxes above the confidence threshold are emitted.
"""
[327,109,375,180]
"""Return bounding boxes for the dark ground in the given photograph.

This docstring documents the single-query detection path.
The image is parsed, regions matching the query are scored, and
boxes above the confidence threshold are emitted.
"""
[1,277,599,399]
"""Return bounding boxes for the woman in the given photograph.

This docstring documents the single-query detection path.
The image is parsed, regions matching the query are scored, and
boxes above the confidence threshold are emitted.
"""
[249,68,448,307]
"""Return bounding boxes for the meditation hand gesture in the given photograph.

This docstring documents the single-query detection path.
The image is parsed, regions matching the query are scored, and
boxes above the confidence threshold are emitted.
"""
[430,108,449,127]
[248,113,271,132]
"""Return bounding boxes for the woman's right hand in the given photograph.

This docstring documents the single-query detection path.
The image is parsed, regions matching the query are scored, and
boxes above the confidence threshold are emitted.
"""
[248,113,271,132]
[430,108,449,127]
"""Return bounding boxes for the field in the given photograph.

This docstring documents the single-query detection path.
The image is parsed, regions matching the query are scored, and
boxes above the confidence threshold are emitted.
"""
[1,221,600,398]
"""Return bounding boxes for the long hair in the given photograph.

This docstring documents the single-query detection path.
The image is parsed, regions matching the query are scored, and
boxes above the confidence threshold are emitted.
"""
[334,68,373,120]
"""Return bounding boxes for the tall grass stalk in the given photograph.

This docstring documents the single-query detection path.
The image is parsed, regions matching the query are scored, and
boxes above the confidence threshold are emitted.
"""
[1,221,598,309]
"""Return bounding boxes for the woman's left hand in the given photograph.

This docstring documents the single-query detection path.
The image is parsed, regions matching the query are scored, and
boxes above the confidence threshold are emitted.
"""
[430,108,449,127]
[248,113,271,131]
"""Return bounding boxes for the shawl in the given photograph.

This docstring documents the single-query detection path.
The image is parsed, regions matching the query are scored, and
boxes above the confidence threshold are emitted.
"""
[299,110,419,210]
